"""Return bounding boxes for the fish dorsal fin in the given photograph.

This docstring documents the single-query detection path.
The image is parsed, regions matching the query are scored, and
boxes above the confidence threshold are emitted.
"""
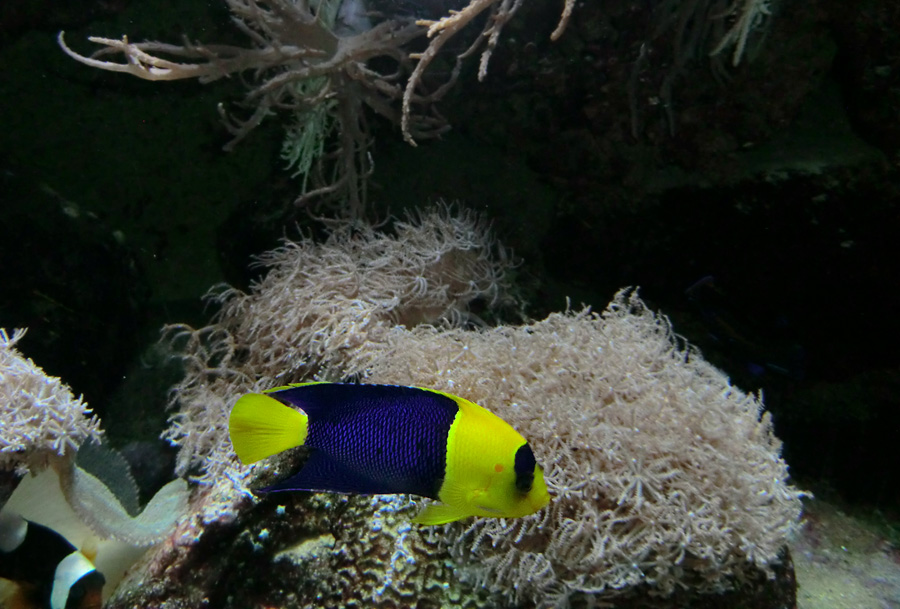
[260,451,389,495]
[266,382,456,421]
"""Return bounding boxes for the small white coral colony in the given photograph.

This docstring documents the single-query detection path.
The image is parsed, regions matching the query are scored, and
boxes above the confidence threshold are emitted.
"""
[0,328,102,473]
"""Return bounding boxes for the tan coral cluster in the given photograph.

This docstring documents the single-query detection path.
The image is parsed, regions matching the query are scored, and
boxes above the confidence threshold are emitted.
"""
[56,0,571,213]
[359,291,806,606]
[162,205,515,524]
[156,206,803,606]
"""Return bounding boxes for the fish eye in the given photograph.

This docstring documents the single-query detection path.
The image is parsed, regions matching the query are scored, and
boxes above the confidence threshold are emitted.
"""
[513,443,536,494]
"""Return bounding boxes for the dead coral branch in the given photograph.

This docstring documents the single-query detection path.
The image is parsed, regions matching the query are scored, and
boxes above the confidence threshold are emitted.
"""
[57,0,430,216]
[57,34,317,83]
[59,0,578,213]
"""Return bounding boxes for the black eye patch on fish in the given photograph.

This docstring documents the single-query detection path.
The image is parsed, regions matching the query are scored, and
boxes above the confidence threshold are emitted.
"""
[514,443,536,494]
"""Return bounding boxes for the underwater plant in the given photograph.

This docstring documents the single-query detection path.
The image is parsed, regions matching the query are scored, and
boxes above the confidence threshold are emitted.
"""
[0,328,188,541]
[627,0,775,137]
[60,0,425,217]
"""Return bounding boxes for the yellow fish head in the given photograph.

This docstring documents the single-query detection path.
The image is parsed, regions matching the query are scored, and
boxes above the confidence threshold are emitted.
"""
[415,392,552,526]
[416,459,550,525]
[468,453,550,519]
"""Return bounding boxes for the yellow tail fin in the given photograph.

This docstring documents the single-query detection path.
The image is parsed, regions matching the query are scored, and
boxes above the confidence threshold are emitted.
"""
[228,393,308,464]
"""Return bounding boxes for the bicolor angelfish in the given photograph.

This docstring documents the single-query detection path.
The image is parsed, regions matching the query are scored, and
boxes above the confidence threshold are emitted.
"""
[228,382,551,524]
[0,508,104,609]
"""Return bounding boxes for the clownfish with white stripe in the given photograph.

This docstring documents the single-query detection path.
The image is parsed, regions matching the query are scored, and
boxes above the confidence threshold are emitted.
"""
[0,507,104,609]
[228,382,551,525]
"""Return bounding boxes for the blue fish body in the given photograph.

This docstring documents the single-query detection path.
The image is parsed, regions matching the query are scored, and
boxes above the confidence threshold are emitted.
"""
[263,383,456,498]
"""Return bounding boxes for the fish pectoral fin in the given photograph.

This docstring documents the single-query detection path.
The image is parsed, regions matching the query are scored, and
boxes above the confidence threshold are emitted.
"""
[439,477,484,506]
[413,502,474,526]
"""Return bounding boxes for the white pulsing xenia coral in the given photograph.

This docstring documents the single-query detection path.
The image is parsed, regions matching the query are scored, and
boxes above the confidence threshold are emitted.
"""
[0,328,103,473]
[153,207,802,604]
[359,290,806,607]
[163,205,515,523]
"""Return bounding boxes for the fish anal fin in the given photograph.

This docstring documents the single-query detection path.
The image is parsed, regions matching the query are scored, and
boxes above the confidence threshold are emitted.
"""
[260,451,387,495]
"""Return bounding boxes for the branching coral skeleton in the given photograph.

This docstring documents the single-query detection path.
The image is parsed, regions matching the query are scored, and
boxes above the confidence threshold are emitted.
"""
[58,0,576,215]
[58,0,776,213]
